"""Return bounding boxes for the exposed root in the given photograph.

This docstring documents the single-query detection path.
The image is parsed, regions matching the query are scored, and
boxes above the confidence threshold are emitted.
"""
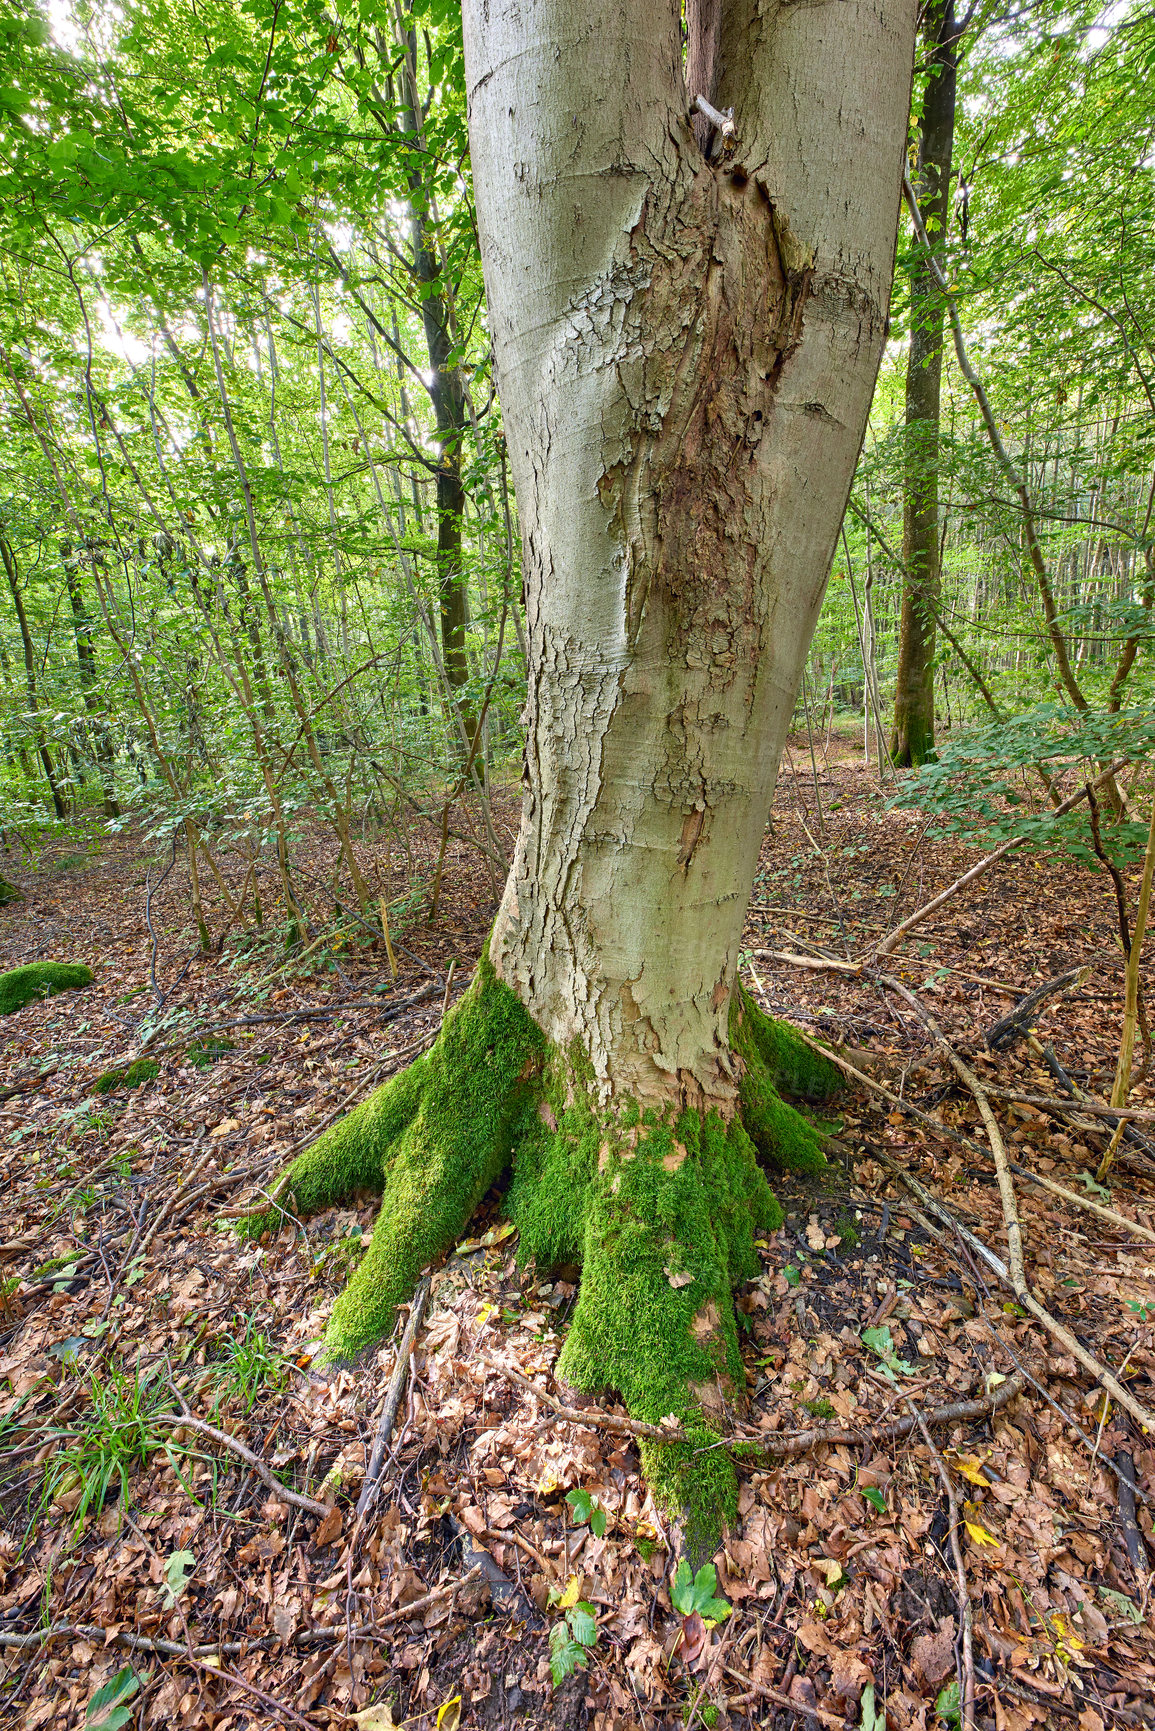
[238,959,837,1555]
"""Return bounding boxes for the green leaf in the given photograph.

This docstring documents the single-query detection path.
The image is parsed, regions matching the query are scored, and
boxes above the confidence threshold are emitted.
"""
[935,1680,961,1728]
[589,1503,606,1539]
[567,1603,598,1648]
[860,1681,885,1731]
[87,1666,142,1730]
[861,1485,887,1514]
[162,1549,196,1608]
[565,1487,591,1524]
[671,1560,732,1623]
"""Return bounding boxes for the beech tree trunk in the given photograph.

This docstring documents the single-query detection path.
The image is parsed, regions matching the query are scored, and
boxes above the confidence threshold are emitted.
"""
[892,0,957,768]
[248,0,916,1553]
[467,0,916,1102]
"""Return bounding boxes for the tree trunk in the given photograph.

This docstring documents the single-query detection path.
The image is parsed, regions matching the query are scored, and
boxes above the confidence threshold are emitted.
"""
[1,534,67,821]
[62,546,120,818]
[244,0,916,1552]
[891,0,957,768]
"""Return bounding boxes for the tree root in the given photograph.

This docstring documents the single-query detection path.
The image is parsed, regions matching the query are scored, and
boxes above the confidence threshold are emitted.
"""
[238,959,840,1556]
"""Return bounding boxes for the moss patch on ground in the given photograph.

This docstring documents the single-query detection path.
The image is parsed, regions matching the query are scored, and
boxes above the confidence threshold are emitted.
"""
[91,1058,160,1095]
[0,962,93,1016]
[0,875,24,906]
[239,967,837,1555]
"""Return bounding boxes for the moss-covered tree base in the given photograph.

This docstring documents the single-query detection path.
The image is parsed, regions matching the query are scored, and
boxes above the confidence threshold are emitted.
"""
[239,961,840,1557]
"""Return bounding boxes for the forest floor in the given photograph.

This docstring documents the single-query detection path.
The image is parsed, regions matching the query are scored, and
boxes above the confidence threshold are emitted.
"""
[0,737,1153,1731]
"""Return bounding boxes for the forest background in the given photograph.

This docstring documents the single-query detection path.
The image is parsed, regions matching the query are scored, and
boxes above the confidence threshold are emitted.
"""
[0,0,1152,906]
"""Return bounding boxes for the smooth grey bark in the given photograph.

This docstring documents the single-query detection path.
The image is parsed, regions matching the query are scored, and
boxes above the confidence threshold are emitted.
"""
[466,0,917,1107]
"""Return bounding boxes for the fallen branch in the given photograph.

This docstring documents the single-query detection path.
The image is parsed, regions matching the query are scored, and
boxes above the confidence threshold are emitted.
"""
[873,969,1155,1435]
[908,1399,975,1731]
[1008,1162,1155,1245]
[755,948,861,975]
[985,958,1108,1050]
[871,760,1132,958]
[0,1570,485,1658]
[721,1666,845,1729]
[156,1407,328,1517]
[981,1085,1155,1126]
[487,1356,1025,1459]
[356,1277,431,1518]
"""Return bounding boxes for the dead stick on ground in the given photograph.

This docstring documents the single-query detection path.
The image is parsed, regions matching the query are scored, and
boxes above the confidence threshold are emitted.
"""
[908,1400,976,1731]
[871,760,1132,958]
[982,1085,1155,1126]
[156,1408,328,1517]
[356,1277,431,1519]
[0,1572,485,1657]
[721,1667,845,1729]
[1008,1162,1155,1245]
[783,1013,1155,1238]
[488,1356,1024,1459]
[873,970,1155,1436]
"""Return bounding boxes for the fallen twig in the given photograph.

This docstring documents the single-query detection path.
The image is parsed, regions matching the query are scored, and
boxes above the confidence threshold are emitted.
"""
[721,1666,845,1728]
[156,1405,329,1517]
[356,1277,431,1518]
[872,970,1155,1436]
[871,760,1132,958]
[985,958,1107,1050]
[488,1356,1025,1459]
[0,1571,486,1658]
[1008,1161,1155,1245]
[980,1085,1155,1126]
[908,1399,975,1731]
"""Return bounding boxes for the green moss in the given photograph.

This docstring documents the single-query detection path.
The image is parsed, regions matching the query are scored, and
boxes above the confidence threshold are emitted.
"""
[241,953,547,1363]
[734,983,841,1099]
[730,987,832,1175]
[187,1037,236,1068]
[509,1085,780,1560]
[0,962,93,1016]
[91,1058,160,1096]
[0,875,24,906]
[238,960,835,1557]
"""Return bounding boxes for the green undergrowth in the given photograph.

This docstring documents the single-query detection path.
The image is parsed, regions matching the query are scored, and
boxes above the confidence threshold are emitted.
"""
[91,1058,160,1095]
[0,875,23,906]
[237,957,839,1557]
[0,961,93,1015]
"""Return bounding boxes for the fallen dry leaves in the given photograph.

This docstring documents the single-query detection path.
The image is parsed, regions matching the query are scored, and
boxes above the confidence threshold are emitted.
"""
[0,756,1152,1731]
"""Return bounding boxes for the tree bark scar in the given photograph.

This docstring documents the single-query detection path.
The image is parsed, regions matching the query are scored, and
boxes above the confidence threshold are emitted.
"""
[677,804,707,871]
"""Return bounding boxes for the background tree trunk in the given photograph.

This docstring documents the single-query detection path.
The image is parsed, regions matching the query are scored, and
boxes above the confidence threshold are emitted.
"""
[892,0,957,767]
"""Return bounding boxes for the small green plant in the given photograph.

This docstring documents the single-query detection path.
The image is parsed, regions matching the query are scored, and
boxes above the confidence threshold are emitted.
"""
[783,1262,802,1288]
[861,1324,918,1383]
[187,1036,235,1068]
[671,1560,731,1624]
[801,1397,836,1420]
[860,1485,887,1513]
[565,1486,606,1538]
[208,1318,290,1414]
[1126,1299,1155,1323]
[835,1212,860,1248]
[40,1364,184,1530]
[161,1548,196,1608]
[86,1665,143,1731]
[549,1600,598,1685]
[859,1681,885,1730]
